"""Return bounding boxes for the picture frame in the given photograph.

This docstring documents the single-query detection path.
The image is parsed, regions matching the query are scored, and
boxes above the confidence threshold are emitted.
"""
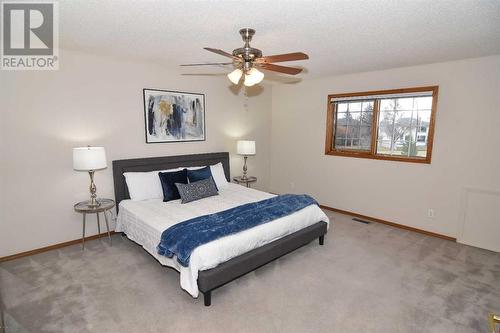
[143,88,206,143]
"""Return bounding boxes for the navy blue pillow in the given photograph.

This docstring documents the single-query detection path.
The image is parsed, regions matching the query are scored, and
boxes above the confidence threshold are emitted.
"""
[187,166,213,183]
[159,169,188,202]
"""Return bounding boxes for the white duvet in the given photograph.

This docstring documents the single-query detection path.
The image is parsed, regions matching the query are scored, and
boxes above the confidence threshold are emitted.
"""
[115,183,329,297]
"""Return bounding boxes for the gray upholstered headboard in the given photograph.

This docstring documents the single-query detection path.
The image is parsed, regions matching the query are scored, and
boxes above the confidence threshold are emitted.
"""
[112,152,230,210]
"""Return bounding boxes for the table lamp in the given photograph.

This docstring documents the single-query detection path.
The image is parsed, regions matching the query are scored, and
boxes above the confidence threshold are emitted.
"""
[73,146,107,207]
[236,140,256,180]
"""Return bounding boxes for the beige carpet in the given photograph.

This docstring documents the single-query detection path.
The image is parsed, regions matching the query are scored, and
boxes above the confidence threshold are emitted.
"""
[1,211,499,333]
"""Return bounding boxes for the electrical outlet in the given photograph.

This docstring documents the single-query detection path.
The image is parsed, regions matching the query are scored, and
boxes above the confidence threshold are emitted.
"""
[290,182,295,190]
[427,208,435,218]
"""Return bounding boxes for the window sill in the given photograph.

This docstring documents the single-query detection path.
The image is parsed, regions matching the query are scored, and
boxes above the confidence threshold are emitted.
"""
[324,149,431,164]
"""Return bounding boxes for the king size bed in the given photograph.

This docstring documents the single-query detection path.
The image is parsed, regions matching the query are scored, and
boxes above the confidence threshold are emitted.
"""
[112,152,329,306]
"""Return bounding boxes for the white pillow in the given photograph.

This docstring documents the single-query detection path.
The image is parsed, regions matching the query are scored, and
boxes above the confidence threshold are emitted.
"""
[210,163,229,189]
[124,163,228,200]
[124,167,182,201]
[124,171,163,201]
[186,166,204,170]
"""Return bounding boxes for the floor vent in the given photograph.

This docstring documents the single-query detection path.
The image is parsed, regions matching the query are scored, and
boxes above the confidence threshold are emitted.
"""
[352,218,371,224]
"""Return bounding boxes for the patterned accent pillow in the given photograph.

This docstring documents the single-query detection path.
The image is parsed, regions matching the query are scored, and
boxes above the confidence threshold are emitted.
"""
[175,177,219,204]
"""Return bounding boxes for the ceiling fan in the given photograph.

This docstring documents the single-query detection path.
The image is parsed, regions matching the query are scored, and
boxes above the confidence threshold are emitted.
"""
[181,28,309,86]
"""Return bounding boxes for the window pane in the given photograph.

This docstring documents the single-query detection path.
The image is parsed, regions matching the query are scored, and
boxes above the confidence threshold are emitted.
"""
[336,112,348,126]
[394,111,413,143]
[414,110,430,150]
[415,144,428,158]
[415,96,432,110]
[360,126,371,148]
[361,111,372,125]
[418,110,431,129]
[346,125,359,139]
[393,140,410,156]
[337,103,348,112]
[403,141,426,158]
[335,138,346,148]
[376,96,432,159]
[360,126,371,137]
[377,110,395,142]
[378,140,422,157]
[333,101,373,151]
[413,110,430,158]
[348,102,362,111]
[377,140,392,155]
[348,112,362,126]
[362,101,374,112]
[380,99,396,111]
[361,101,374,125]
[335,125,347,138]
[353,139,360,147]
[397,98,413,111]
[407,126,418,143]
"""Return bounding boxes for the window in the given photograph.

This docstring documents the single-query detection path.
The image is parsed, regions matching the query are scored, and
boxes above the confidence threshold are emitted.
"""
[325,86,438,163]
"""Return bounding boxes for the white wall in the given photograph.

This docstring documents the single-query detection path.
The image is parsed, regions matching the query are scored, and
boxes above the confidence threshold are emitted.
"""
[2,52,498,257]
[270,56,500,239]
[0,49,272,257]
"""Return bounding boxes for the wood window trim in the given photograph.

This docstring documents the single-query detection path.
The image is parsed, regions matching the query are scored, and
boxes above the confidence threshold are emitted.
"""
[325,86,438,164]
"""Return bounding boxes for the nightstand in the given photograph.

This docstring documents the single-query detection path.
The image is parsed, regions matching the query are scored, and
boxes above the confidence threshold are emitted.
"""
[233,176,257,188]
[74,198,115,250]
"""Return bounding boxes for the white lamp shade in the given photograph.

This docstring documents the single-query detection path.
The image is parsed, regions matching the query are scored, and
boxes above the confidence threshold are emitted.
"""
[73,147,107,171]
[237,140,256,155]
[243,68,264,87]
[227,68,243,84]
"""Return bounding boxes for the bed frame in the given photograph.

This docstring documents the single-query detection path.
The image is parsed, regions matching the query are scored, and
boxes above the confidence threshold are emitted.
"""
[112,152,328,306]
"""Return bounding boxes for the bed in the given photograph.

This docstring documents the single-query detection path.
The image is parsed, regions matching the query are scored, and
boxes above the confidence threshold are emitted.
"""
[112,152,329,306]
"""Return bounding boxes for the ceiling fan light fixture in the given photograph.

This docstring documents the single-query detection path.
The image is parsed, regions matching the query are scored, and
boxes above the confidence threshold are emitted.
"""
[227,68,243,84]
[182,29,308,83]
[243,68,264,86]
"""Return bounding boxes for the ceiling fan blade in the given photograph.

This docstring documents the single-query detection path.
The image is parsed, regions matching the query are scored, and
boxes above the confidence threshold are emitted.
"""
[257,52,309,63]
[180,62,233,66]
[203,47,241,61]
[258,63,303,75]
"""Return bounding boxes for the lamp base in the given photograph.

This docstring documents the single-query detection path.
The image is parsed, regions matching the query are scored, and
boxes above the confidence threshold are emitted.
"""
[87,170,101,208]
[87,199,101,208]
[241,156,248,180]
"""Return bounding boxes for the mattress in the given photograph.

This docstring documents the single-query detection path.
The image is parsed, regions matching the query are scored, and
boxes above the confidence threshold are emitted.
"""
[115,183,329,297]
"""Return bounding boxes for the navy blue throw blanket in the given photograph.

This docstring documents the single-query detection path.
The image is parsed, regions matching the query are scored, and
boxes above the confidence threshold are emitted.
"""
[157,194,318,267]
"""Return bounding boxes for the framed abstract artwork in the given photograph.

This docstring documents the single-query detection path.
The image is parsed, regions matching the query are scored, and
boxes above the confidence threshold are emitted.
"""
[143,88,206,143]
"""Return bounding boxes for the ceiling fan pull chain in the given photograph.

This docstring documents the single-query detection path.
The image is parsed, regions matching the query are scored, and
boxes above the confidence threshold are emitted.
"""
[244,89,249,112]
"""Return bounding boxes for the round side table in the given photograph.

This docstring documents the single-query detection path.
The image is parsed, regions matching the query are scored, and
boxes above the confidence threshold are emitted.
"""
[233,176,257,188]
[74,198,115,250]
